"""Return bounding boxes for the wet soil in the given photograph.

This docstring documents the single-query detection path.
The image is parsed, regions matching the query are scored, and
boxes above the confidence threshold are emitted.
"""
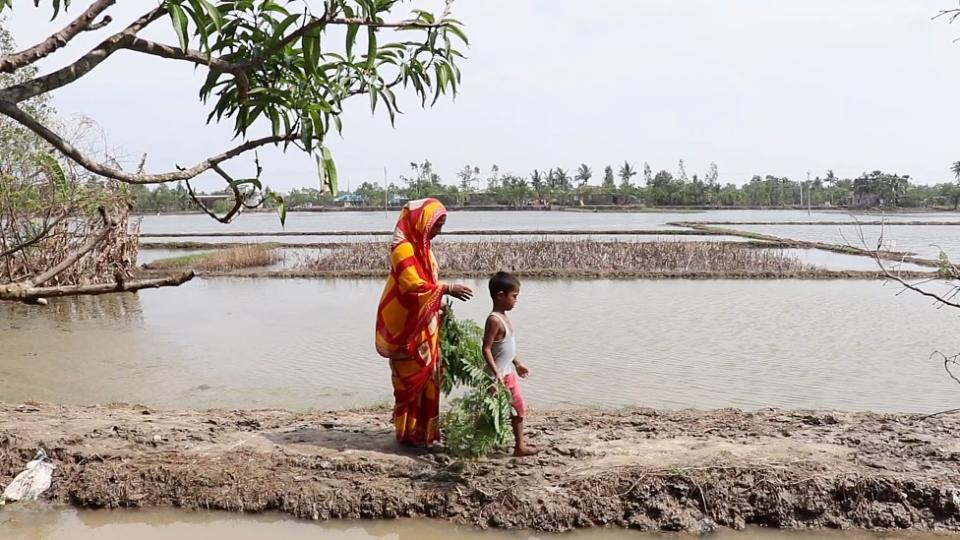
[2,403,960,534]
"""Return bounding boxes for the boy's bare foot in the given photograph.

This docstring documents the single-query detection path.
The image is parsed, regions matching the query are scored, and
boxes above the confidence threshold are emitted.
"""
[513,445,540,457]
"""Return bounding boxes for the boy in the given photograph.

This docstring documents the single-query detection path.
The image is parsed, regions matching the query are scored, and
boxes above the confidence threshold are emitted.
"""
[482,271,539,457]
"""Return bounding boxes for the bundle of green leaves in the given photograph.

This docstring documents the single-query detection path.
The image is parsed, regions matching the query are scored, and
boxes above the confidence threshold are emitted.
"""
[439,301,512,458]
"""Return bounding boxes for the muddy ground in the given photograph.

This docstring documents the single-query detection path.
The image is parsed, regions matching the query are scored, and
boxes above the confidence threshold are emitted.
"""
[2,403,960,534]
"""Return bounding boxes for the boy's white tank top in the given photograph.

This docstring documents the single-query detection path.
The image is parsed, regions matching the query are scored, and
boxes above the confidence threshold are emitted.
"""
[487,312,515,378]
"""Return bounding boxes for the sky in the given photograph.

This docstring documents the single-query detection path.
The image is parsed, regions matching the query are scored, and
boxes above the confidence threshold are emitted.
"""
[6,0,960,192]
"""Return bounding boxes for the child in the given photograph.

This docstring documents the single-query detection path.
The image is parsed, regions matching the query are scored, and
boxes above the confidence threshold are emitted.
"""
[482,271,539,457]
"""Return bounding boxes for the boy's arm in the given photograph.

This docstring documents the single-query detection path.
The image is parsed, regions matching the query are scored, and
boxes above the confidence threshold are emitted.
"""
[481,316,505,386]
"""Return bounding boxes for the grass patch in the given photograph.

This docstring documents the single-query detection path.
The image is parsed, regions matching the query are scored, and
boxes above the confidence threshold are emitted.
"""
[146,245,280,272]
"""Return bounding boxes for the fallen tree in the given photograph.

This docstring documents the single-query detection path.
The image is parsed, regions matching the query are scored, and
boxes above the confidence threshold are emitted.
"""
[0,0,465,301]
[0,25,192,303]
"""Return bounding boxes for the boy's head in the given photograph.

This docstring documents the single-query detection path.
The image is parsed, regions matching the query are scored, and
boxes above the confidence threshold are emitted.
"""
[489,271,521,311]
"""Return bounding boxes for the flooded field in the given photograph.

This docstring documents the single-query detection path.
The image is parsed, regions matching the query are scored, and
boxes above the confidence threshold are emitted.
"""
[137,234,754,247]
[0,507,950,540]
[717,224,960,260]
[2,278,958,413]
[137,245,932,273]
[136,209,960,236]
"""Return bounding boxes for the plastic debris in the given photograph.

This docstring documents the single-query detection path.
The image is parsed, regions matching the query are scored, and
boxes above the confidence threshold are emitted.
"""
[1,449,55,505]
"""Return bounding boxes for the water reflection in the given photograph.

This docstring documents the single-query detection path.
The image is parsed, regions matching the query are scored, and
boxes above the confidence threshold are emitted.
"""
[2,292,144,326]
[0,507,948,540]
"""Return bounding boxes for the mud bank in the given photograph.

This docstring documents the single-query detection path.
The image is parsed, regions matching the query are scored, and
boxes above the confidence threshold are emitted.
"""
[2,403,960,534]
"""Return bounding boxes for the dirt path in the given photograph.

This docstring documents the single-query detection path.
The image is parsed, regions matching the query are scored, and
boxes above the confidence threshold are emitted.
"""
[2,403,960,534]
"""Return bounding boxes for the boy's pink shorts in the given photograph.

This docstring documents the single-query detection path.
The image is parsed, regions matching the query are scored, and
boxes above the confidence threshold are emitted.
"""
[502,373,526,418]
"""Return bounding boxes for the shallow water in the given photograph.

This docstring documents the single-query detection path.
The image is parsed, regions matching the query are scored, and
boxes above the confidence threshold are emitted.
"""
[136,234,754,247]
[722,224,960,260]
[779,248,932,272]
[2,278,958,413]
[138,209,960,236]
[0,507,947,540]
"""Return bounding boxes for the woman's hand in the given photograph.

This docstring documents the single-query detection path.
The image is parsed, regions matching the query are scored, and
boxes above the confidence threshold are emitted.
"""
[447,283,473,301]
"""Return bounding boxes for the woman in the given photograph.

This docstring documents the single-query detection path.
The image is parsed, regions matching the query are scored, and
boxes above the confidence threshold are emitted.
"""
[375,198,473,447]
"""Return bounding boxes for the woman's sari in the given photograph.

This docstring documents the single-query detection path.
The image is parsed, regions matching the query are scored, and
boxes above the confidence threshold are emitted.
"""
[375,198,448,447]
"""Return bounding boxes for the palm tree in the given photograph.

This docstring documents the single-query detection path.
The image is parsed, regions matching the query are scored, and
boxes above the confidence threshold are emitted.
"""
[530,169,545,203]
[950,162,960,209]
[554,168,571,191]
[602,165,616,189]
[575,164,592,187]
[618,161,637,188]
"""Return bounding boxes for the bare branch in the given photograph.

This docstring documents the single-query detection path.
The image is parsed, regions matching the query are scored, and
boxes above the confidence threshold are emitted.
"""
[0,6,165,103]
[864,220,960,309]
[0,0,116,74]
[0,271,195,303]
[29,207,115,287]
[0,210,69,258]
[0,101,297,184]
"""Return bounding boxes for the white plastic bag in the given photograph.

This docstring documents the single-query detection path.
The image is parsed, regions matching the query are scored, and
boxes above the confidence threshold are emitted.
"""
[1,449,55,504]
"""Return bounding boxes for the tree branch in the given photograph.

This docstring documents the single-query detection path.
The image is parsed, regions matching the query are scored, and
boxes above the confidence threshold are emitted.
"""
[0,0,116,74]
[0,271,195,303]
[0,210,69,258]
[186,166,245,224]
[864,220,960,309]
[0,6,165,103]
[122,37,251,99]
[123,37,244,73]
[29,207,114,287]
[0,100,296,185]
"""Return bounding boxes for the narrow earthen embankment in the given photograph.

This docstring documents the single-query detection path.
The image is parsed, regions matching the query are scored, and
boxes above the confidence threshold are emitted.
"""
[2,403,960,534]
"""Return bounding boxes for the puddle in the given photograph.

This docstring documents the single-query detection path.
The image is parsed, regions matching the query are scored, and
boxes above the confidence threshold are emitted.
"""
[0,507,944,540]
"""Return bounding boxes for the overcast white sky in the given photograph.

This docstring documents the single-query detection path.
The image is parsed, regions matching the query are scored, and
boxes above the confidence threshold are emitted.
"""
[6,1,960,191]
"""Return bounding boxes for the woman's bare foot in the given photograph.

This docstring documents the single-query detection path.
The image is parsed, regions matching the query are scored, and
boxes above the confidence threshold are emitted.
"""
[514,445,540,457]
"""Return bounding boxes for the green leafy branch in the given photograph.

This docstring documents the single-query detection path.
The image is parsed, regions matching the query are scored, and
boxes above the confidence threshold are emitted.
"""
[440,301,513,458]
[0,0,466,224]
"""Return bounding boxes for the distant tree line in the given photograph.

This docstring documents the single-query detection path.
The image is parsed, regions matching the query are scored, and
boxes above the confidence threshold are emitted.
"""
[130,160,960,212]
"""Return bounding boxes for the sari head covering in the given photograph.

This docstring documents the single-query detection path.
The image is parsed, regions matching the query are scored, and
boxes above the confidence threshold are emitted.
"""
[375,198,448,446]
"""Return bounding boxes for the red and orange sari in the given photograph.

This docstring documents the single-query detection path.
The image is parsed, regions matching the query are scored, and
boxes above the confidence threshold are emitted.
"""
[375,198,448,447]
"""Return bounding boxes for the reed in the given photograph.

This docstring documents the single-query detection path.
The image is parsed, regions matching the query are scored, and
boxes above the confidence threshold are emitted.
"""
[146,245,280,272]
[302,240,813,275]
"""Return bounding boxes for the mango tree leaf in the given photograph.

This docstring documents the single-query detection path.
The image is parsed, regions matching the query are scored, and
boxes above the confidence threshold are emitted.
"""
[166,2,190,51]
[196,0,223,30]
[317,146,338,194]
[366,27,377,70]
[346,23,360,58]
[446,23,469,45]
[266,192,287,227]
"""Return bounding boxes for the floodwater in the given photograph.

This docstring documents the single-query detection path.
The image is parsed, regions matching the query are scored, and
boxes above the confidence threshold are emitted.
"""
[0,507,947,540]
[2,278,959,414]
[137,234,754,246]
[718,224,960,260]
[136,209,960,236]
[779,248,932,272]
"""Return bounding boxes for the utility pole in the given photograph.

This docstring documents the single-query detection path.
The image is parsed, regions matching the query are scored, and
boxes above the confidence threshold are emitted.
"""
[799,175,804,209]
[806,170,812,216]
[383,167,388,216]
